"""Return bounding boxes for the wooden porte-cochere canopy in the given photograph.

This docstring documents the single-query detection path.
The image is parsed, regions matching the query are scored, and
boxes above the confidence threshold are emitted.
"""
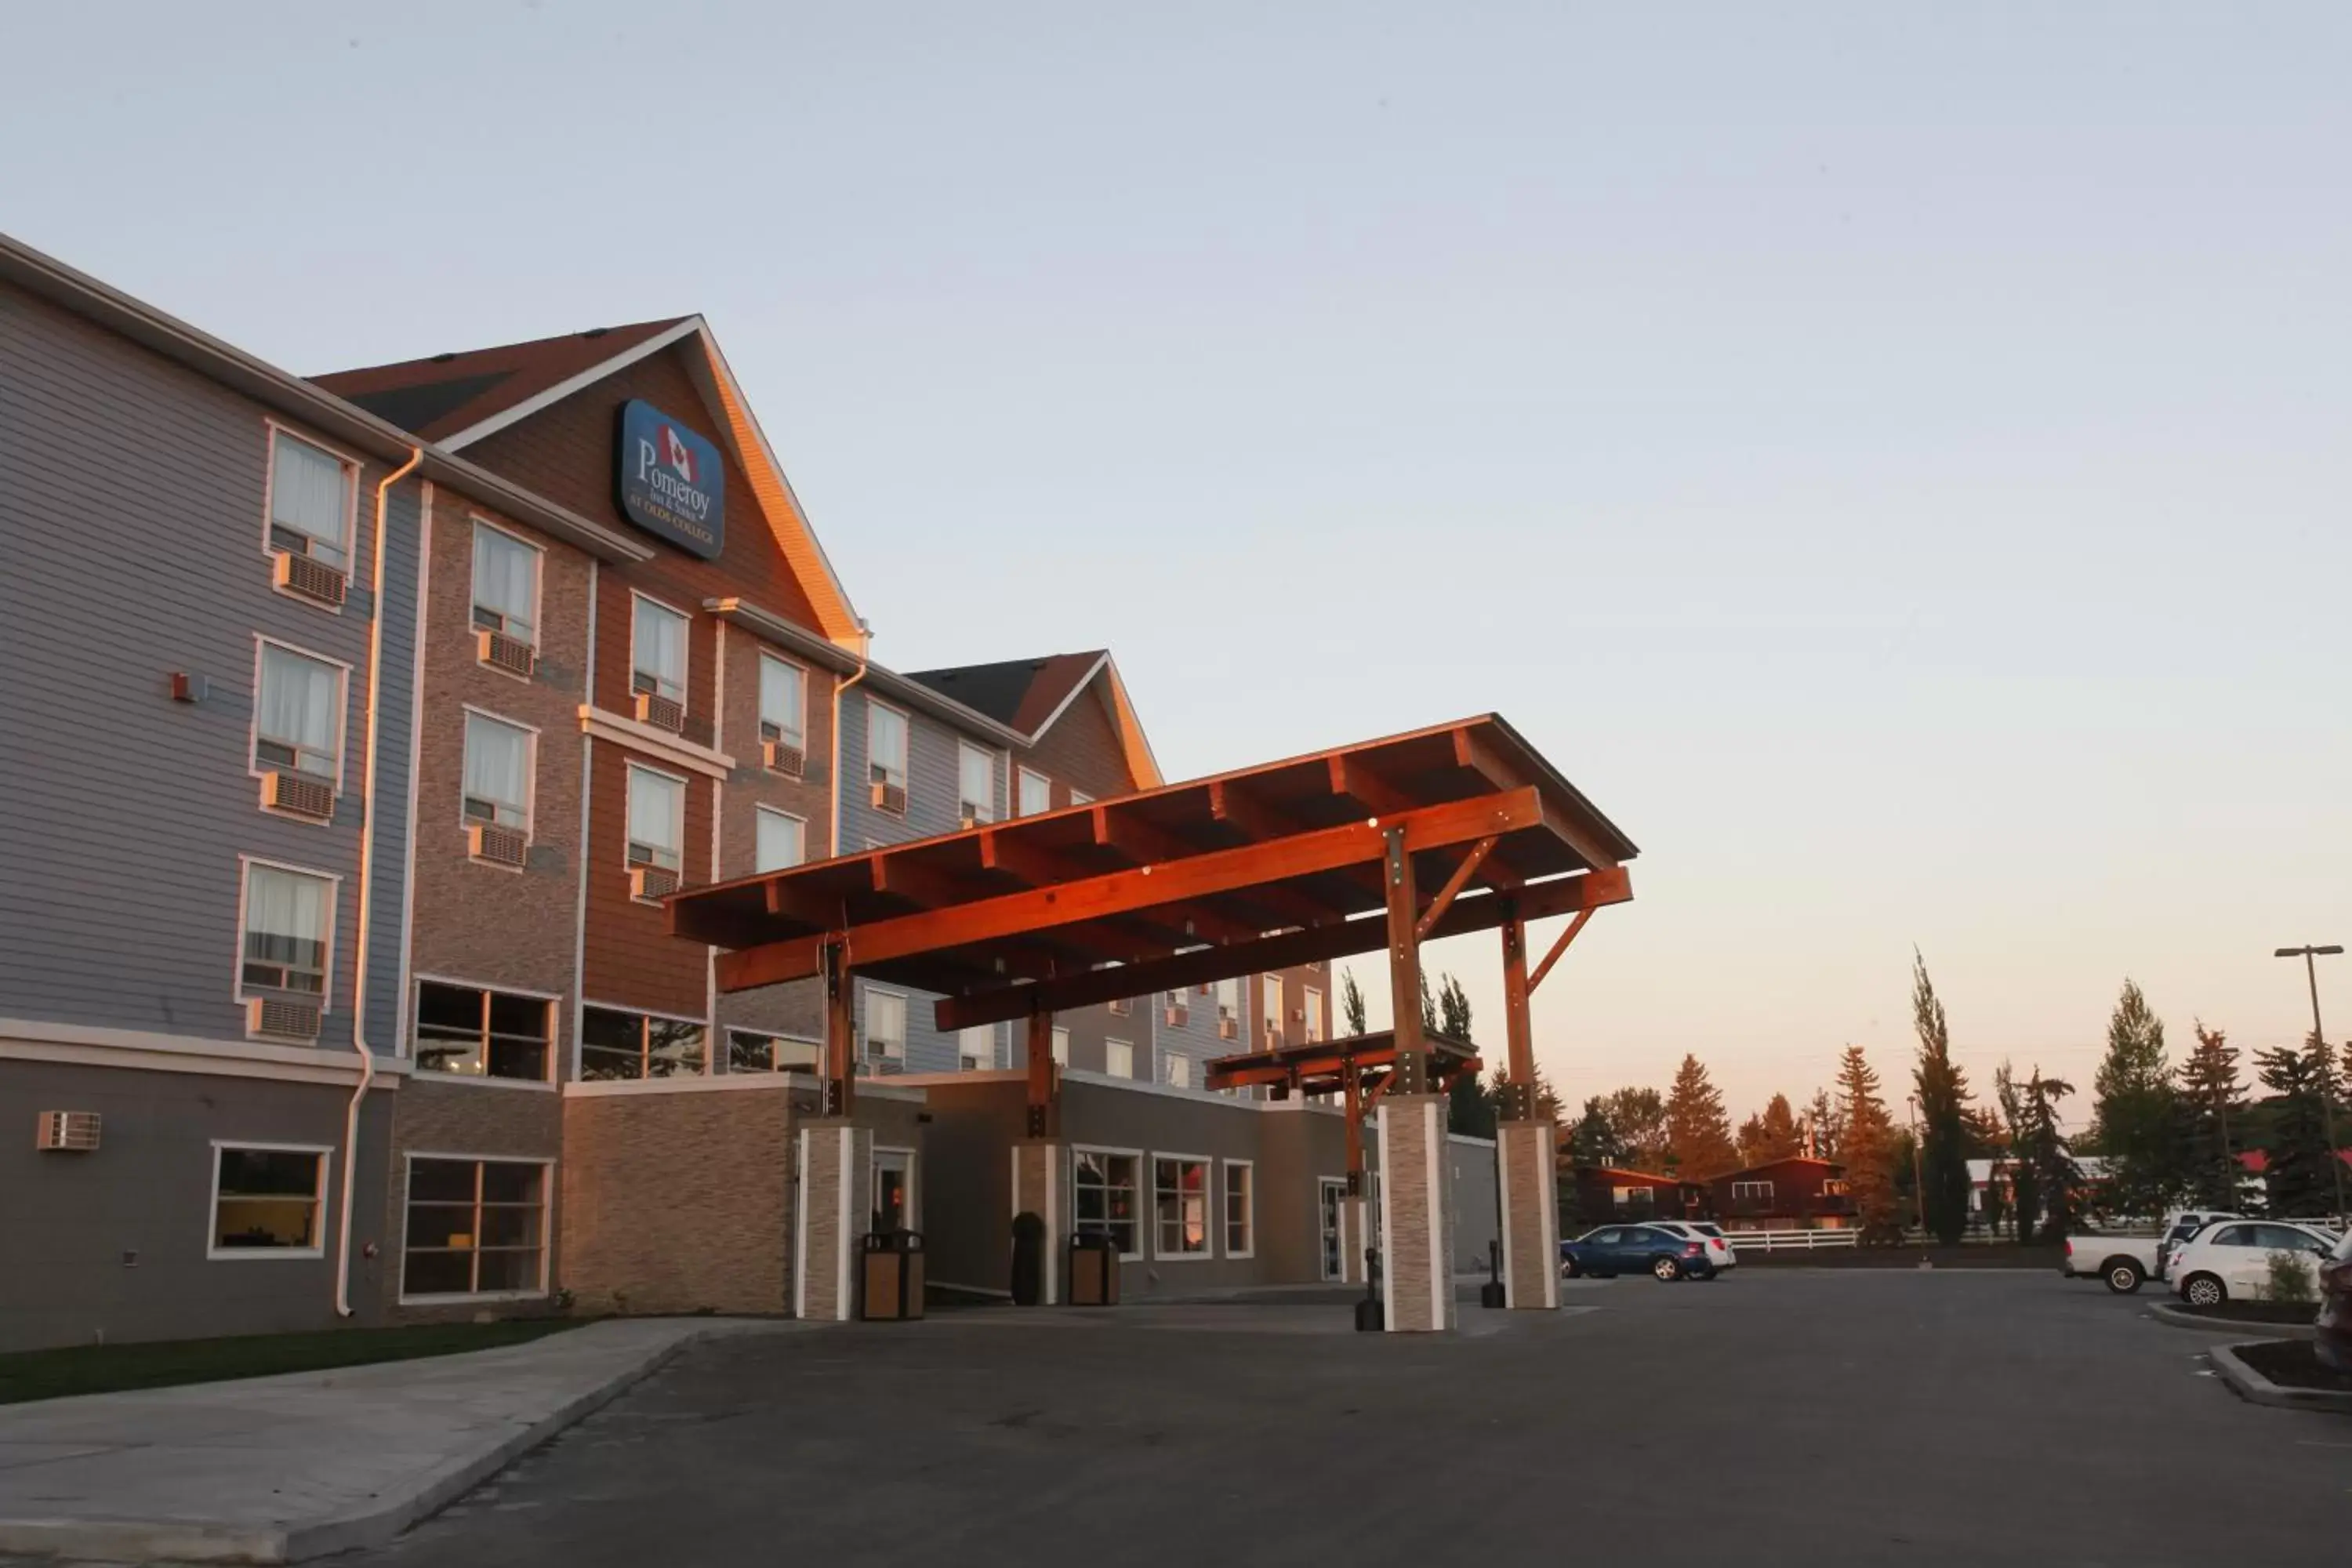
[668,714,1638,1035]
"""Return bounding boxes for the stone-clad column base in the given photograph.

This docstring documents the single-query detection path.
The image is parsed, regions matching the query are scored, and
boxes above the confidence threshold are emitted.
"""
[1496,1117,1561,1309]
[795,1119,873,1321]
[1012,1139,1067,1305]
[1376,1092,1457,1333]
[1338,1195,1372,1286]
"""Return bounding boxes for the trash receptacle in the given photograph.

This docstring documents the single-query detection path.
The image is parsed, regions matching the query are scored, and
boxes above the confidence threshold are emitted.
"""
[861,1229,926,1320]
[1068,1232,1121,1306]
[1011,1211,1045,1306]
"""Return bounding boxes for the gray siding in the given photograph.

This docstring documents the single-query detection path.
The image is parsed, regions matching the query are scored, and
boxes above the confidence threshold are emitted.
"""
[0,283,421,1054]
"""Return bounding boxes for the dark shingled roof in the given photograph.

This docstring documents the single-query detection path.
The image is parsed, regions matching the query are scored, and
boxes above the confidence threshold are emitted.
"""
[903,652,1106,736]
[309,317,689,442]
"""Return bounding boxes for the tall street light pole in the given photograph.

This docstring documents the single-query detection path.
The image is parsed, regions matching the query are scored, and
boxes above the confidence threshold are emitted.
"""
[2275,944,2347,1217]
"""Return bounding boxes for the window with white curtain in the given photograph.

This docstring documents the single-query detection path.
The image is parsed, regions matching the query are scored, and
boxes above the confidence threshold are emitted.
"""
[470,523,540,644]
[959,1025,995,1070]
[864,990,906,1062]
[1018,768,1051,816]
[754,807,804,873]
[241,862,333,996]
[1302,986,1323,1043]
[1105,1038,1134,1078]
[867,699,908,791]
[631,596,688,702]
[1051,1027,1070,1065]
[268,431,353,568]
[253,642,343,781]
[461,712,532,831]
[958,743,995,825]
[1161,1050,1192,1089]
[758,655,804,747]
[626,765,683,872]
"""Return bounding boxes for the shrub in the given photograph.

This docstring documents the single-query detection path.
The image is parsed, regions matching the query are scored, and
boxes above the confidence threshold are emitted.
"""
[2263,1249,2318,1306]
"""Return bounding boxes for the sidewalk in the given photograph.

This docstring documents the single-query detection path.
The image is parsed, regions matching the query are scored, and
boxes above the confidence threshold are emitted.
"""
[0,1316,798,1564]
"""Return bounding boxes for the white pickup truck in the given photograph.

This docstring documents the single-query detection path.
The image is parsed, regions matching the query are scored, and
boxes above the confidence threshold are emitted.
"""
[2062,1234,2164,1294]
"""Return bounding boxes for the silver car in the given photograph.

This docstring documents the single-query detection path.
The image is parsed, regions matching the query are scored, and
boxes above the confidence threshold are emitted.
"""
[1644,1221,1737,1272]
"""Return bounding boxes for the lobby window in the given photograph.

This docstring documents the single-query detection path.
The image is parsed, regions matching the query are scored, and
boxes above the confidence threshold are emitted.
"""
[266,429,355,587]
[1302,985,1323,1044]
[401,1157,548,1300]
[1224,1160,1254,1258]
[1105,1037,1133,1079]
[728,1030,821,1073]
[1018,767,1051,817]
[626,764,684,899]
[863,989,906,1065]
[252,641,345,797]
[630,594,688,730]
[1073,1148,1140,1258]
[210,1144,328,1257]
[579,1006,706,1080]
[470,521,540,676]
[1051,1027,1070,1065]
[958,742,996,827]
[959,1025,996,1070]
[866,699,908,814]
[758,655,806,775]
[754,807,805,874]
[462,710,534,864]
[239,861,333,1000]
[1154,1156,1210,1258]
[414,981,550,1080]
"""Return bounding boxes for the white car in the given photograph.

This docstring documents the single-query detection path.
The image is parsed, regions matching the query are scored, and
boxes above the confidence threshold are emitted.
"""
[1645,1221,1737,1272]
[2169,1220,2341,1307]
[2155,1209,2242,1279]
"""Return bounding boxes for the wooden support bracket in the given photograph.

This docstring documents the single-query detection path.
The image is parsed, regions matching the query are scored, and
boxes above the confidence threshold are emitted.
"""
[1525,907,1594,995]
[1415,836,1494,941]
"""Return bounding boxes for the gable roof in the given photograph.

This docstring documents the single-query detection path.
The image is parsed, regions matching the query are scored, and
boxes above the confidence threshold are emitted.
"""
[312,317,863,648]
[906,650,1162,787]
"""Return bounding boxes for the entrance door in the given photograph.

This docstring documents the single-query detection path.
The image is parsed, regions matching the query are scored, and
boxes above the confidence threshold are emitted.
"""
[873,1149,914,1234]
[1319,1178,1348,1280]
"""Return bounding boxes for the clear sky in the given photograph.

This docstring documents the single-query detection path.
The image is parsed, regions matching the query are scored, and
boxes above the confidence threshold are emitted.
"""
[7,3,2347,1127]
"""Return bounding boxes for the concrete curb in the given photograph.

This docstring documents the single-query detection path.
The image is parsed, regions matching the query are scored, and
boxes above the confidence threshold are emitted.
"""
[2209,1341,2352,1415]
[2147,1301,2316,1339]
[0,1319,782,1564]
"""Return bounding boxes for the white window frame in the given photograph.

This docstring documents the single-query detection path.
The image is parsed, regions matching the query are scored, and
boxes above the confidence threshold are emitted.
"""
[207,1140,331,1261]
[576,1001,711,1080]
[1152,1152,1214,1261]
[459,706,539,840]
[624,761,688,882]
[396,1151,554,1304]
[1261,974,1283,1040]
[1070,1142,1145,1262]
[863,986,908,1062]
[958,741,998,825]
[1223,1158,1256,1259]
[411,974,559,1084]
[232,855,341,1010]
[1733,1180,1776,1203]
[1017,767,1052,817]
[1069,789,1094,807]
[753,804,807,874]
[1104,1036,1134,1079]
[757,652,808,749]
[468,517,544,652]
[1051,1026,1071,1065]
[247,634,350,795]
[629,590,691,706]
[260,420,360,580]
[958,1024,997,1071]
[873,1145,922,1231]
[1160,1048,1192,1090]
[866,696,909,792]
[1302,985,1323,1044]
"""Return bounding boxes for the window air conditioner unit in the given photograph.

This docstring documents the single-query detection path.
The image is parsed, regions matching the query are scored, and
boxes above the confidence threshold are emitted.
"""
[1291,1007,1305,1022]
[477,628,536,678]
[764,739,805,778]
[1163,1004,1189,1027]
[959,807,985,829]
[633,691,685,734]
[469,821,528,868]
[630,865,681,902]
[263,770,336,822]
[249,996,322,1042]
[1218,1018,1237,1040]
[871,779,907,815]
[273,550,348,608]
[37,1110,100,1152]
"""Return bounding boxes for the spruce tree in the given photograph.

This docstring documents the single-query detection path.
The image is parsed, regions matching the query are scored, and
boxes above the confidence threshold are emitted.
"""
[1568,1094,1628,1167]
[1606,1087,1670,1171]
[2024,1069,2080,1239]
[2256,1039,2343,1218]
[2090,978,2183,1218]
[1341,969,1367,1037]
[1806,1088,1841,1160]
[1664,1054,1740,1179]
[1911,951,1974,1244]
[1737,1094,1804,1166]
[1835,1046,1903,1241]
[2176,1022,2245,1210]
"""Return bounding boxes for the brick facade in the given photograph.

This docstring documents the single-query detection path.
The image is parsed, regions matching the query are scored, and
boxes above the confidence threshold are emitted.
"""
[383,1077,565,1320]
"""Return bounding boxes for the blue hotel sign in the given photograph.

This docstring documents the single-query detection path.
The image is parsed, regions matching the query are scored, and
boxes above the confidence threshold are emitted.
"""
[615,400,725,559]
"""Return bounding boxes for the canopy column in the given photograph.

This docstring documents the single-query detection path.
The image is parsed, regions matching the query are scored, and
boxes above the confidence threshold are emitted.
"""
[1377,825,1455,1332]
[795,940,869,1321]
[1494,906,1559,1309]
[1013,1007,1066,1305]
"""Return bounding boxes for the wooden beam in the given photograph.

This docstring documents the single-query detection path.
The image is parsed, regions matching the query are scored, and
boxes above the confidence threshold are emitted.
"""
[1414,836,1494,941]
[1132,792,1350,930]
[1209,779,1385,916]
[1327,753,1415,816]
[1452,728,1617,869]
[1526,907,1594,995]
[1500,908,1534,1088]
[1025,1007,1058,1138]
[1383,826,1425,1062]
[822,941,854,1118]
[931,863,1632,1029]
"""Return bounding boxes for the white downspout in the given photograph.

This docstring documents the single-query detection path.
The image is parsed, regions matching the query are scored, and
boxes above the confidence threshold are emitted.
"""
[335,445,423,1318]
[829,620,872,856]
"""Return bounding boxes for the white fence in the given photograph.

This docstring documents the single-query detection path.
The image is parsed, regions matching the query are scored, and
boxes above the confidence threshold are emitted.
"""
[1724,1229,1858,1251]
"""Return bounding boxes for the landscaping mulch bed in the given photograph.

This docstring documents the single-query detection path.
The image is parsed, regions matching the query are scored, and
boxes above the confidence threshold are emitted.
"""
[2172,1300,2322,1326]
[0,1317,584,1405]
[2234,1337,2352,1393]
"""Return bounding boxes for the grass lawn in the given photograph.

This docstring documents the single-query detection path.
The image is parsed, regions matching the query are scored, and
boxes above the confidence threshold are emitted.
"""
[0,1317,585,1406]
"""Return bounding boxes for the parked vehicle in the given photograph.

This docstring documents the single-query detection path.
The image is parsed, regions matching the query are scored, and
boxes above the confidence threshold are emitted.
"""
[2062,1233,2164,1294]
[1561,1224,1716,1281]
[1646,1220,1737,1272]
[2169,1220,2341,1307]
[2318,1229,2352,1373]
[2155,1210,2241,1279]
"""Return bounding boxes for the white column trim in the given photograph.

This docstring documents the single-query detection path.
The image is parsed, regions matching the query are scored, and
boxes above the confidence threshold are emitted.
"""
[1377,1102,1396,1332]
[1497,1130,1517,1306]
[1538,1126,1561,1308]
[793,1127,810,1319]
[835,1124,855,1320]
[1425,1100,1447,1330]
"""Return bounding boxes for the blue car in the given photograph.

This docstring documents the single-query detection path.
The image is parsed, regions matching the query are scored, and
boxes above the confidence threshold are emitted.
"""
[1561,1223,1715,1281]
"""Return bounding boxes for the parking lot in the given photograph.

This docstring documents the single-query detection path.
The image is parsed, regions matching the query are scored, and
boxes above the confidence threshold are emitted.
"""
[351,1269,2349,1568]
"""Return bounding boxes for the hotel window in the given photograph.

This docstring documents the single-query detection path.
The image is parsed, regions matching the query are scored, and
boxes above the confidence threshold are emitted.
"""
[728,1030,822,1073]
[267,430,354,572]
[754,807,805,874]
[866,699,908,811]
[958,742,996,827]
[579,1006,706,1080]
[401,1157,548,1299]
[461,711,533,833]
[1215,978,1240,1040]
[1163,988,1189,1027]
[240,862,333,999]
[1302,986,1323,1043]
[253,641,344,784]
[1154,1156,1210,1258]
[1051,1027,1070,1065]
[864,989,906,1064]
[1732,1180,1776,1203]
[1104,1037,1134,1079]
[959,1025,996,1071]
[630,595,688,710]
[626,764,684,895]
[1160,1049,1192,1090]
[470,522,540,650]
[1069,789,1094,807]
[758,655,806,769]
[1261,975,1283,1044]
[1073,1149,1140,1258]
[413,981,551,1080]
[210,1144,328,1257]
[1018,767,1051,817]
[1224,1160,1254,1257]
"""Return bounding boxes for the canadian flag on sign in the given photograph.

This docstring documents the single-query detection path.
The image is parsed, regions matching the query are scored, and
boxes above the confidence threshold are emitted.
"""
[660,426,696,483]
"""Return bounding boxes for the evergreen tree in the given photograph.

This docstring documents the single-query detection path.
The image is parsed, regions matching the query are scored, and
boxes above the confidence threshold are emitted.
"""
[2089,978,2183,1218]
[1418,972,1438,1037]
[2176,1022,2245,1210]
[1606,1087,1670,1171]
[1835,1046,1903,1241]
[1567,1094,1628,1167]
[1436,975,1472,1042]
[1911,951,1974,1245]
[1737,1093,1804,1166]
[1995,1063,2037,1241]
[1664,1054,1740,1178]
[2256,1038,2343,1218]
[1341,969,1367,1037]
[2021,1069,2079,1240]
[1805,1088,1841,1160]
